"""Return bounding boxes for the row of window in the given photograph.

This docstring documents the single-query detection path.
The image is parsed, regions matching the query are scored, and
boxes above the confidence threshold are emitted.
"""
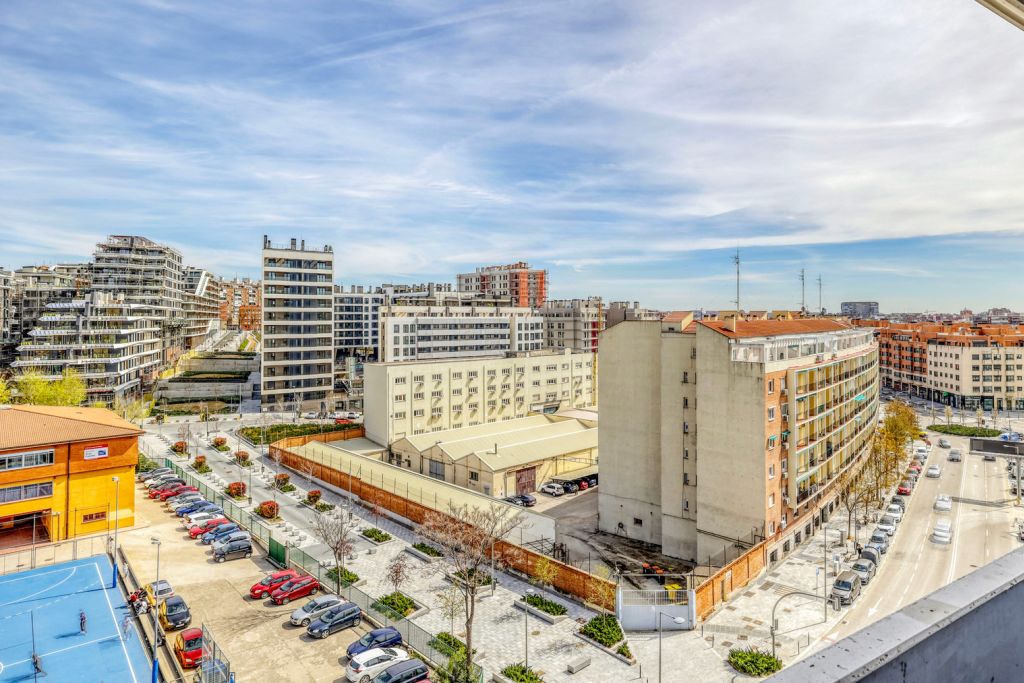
[0,481,53,504]
[0,449,55,472]
[392,363,590,384]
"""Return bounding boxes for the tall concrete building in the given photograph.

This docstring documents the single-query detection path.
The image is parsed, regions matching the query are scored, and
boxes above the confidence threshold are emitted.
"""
[182,267,222,349]
[0,270,16,365]
[457,261,547,308]
[261,236,335,412]
[539,297,604,353]
[91,235,185,364]
[599,318,878,562]
[841,301,880,319]
[364,349,596,445]
[605,300,661,329]
[13,292,162,404]
[220,277,262,330]
[378,304,543,362]
[12,266,84,342]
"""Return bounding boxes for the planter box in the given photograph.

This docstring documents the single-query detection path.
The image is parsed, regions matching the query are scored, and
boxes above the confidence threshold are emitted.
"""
[445,572,494,591]
[373,596,429,622]
[513,598,567,624]
[361,529,395,546]
[572,631,636,666]
[405,546,442,563]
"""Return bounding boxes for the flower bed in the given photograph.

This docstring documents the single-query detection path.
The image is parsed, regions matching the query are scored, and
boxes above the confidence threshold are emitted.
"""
[524,593,567,616]
[234,451,252,467]
[238,422,360,444]
[191,456,211,474]
[373,591,420,619]
[172,441,187,454]
[429,632,475,659]
[326,566,360,587]
[579,615,622,648]
[499,663,544,683]
[727,647,782,677]
[256,500,279,519]
[305,489,322,504]
[927,424,1001,438]
[274,473,296,493]
[212,437,229,451]
[362,528,392,543]
[225,481,247,500]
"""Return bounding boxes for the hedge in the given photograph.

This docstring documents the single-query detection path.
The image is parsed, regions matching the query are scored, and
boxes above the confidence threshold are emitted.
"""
[412,542,442,557]
[727,647,782,676]
[429,632,474,658]
[239,422,360,444]
[927,424,1002,437]
[579,615,623,648]
[375,592,418,618]
[523,593,567,616]
[500,663,544,683]
[362,528,392,543]
[326,566,360,587]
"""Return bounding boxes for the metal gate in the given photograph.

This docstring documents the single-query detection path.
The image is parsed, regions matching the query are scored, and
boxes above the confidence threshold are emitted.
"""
[269,537,286,567]
[199,624,232,683]
[515,467,536,495]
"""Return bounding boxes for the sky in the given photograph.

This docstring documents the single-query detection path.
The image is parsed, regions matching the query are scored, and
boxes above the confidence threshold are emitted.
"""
[0,1,1022,312]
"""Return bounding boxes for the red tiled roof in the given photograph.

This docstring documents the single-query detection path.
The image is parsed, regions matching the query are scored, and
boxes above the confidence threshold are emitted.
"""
[698,319,851,339]
[0,405,142,452]
[662,311,694,323]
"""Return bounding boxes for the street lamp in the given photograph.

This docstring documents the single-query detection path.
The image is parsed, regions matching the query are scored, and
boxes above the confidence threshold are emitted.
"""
[658,612,687,683]
[524,588,535,668]
[150,537,161,683]
[111,476,120,589]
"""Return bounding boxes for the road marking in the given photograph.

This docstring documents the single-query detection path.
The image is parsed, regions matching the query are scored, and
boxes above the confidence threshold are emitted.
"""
[92,561,139,683]
[946,447,970,585]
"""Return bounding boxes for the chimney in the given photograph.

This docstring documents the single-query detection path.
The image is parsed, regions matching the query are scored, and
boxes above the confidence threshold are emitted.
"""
[290,238,297,249]
[727,315,738,333]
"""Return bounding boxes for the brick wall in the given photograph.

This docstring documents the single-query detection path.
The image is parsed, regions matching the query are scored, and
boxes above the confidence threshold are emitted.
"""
[694,541,767,620]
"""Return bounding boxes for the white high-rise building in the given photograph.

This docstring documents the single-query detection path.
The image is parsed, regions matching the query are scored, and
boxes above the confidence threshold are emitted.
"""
[539,297,604,353]
[378,304,543,362]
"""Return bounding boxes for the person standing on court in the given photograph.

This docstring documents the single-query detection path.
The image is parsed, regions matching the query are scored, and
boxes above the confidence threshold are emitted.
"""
[122,615,133,641]
[79,609,87,635]
[33,652,46,677]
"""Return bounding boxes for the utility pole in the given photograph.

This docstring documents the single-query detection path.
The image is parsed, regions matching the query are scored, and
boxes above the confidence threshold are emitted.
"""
[732,249,741,312]
[817,275,823,315]
[799,268,806,313]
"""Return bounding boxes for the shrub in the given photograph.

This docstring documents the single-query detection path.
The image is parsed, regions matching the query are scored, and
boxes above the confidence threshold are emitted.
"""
[137,453,159,473]
[616,643,633,659]
[172,441,187,453]
[234,451,251,467]
[212,437,227,447]
[523,593,567,616]
[256,500,279,519]
[412,542,442,557]
[579,614,624,648]
[500,663,544,683]
[226,481,247,499]
[326,566,360,586]
[238,422,360,445]
[927,424,1002,437]
[375,591,418,618]
[453,568,491,586]
[191,457,211,474]
[306,489,322,504]
[314,501,335,513]
[362,528,392,543]
[727,647,782,677]
[274,473,295,492]
[429,632,474,658]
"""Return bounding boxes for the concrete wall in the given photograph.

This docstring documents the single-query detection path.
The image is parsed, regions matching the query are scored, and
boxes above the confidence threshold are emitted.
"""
[156,375,256,402]
[659,332,698,560]
[180,355,259,374]
[363,363,389,444]
[597,321,664,544]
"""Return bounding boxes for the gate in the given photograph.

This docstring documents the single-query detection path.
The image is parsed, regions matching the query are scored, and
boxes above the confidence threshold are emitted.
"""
[199,624,232,683]
[515,467,536,495]
[269,537,287,567]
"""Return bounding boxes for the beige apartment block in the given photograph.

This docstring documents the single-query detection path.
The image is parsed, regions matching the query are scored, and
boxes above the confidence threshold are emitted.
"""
[539,297,605,353]
[598,318,878,563]
[363,349,596,445]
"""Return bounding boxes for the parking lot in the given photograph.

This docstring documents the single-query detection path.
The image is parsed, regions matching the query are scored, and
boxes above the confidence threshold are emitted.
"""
[119,484,370,683]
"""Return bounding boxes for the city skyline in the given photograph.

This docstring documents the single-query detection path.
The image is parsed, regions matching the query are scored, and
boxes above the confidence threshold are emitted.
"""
[2,1,1023,310]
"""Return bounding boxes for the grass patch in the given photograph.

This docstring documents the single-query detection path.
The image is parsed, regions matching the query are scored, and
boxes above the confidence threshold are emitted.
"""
[374,591,418,619]
[362,528,392,543]
[412,542,442,557]
[429,632,474,659]
[727,647,782,677]
[500,663,544,683]
[326,566,360,587]
[616,643,632,659]
[239,422,360,444]
[928,424,1002,437]
[523,593,567,616]
[579,614,623,648]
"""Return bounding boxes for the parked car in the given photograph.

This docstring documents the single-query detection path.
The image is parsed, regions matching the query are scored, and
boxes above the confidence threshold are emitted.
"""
[177,501,219,518]
[307,601,361,639]
[926,465,941,478]
[876,516,897,536]
[347,647,410,683]
[577,479,589,490]
[159,595,193,630]
[938,438,951,449]
[908,462,922,473]
[144,472,179,487]
[587,477,598,488]
[347,627,403,659]
[867,531,889,554]
[202,523,240,544]
[214,538,253,563]
[850,558,876,585]
[503,496,526,507]
[889,496,906,512]
[150,483,188,499]
[212,531,250,551]
[270,576,320,605]
[948,449,962,462]
[914,446,929,459]
[370,658,429,683]
[185,510,224,528]
[302,411,318,419]
[140,467,172,482]
[860,546,882,567]
[931,519,953,544]
[934,494,953,512]
[168,493,204,509]
[250,569,300,599]
[514,494,536,507]
[159,485,198,501]
[344,411,361,420]
[897,481,913,495]
[885,504,904,522]
[173,628,204,669]
[146,580,175,607]
[148,477,185,490]
[561,481,579,493]
[290,594,345,627]
[831,570,862,604]
[984,452,997,462]
[538,482,564,496]
[189,517,229,539]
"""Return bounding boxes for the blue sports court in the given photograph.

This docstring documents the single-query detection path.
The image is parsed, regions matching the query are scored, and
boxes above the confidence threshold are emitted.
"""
[0,555,151,682]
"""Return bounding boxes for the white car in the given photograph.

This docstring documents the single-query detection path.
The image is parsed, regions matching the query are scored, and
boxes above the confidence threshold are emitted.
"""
[934,494,952,512]
[539,482,565,496]
[302,411,318,419]
[926,465,941,478]
[346,647,409,683]
[876,515,897,536]
[185,512,222,529]
[344,411,362,420]
[885,504,903,522]
[931,519,952,544]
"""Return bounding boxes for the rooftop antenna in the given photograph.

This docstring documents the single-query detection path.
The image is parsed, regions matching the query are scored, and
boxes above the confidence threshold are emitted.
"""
[799,268,806,313]
[732,249,741,312]
[817,275,823,315]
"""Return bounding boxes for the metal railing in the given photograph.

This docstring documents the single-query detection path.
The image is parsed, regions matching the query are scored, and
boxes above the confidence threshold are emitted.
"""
[0,533,110,576]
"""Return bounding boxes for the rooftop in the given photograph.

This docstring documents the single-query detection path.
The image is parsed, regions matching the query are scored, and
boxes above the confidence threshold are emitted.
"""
[699,318,852,339]
[0,405,143,452]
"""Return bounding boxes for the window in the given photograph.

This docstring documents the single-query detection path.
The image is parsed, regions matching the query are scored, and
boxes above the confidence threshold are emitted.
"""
[684,448,689,459]
[768,464,775,479]
[767,435,777,450]
[432,373,442,381]
[393,376,406,385]
[0,449,55,472]
[767,379,775,394]
[633,518,643,527]
[394,393,406,402]
[768,493,775,508]
[428,460,445,480]
[0,481,53,504]
[453,372,463,380]
[82,511,106,524]
[413,392,424,400]
[394,411,406,419]
[469,471,479,482]
[767,407,776,421]
[683,397,689,409]
[683,500,690,511]
[413,409,424,417]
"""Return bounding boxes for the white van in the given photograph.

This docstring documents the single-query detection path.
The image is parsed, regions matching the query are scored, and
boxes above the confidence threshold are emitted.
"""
[931,519,952,544]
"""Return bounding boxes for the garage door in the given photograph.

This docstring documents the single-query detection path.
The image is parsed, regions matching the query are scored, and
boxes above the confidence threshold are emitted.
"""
[515,467,536,495]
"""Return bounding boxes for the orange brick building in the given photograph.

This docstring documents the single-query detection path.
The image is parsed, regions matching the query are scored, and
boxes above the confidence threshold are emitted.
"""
[456,261,547,308]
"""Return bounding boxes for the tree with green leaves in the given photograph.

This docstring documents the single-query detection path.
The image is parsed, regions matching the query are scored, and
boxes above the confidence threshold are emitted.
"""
[15,369,87,406]
[0,378,10,405]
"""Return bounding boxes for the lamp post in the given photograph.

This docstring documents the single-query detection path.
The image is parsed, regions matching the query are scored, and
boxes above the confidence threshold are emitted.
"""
[524,588,534,668]
[151,537,161,683]
[51,511,61,543]
[111,476,120,589]
[247,461,253,506]
[658,612,687,683]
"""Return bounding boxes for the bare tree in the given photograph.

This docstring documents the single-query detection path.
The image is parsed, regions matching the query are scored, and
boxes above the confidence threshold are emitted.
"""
[419,503,522,679]
[435,585,465,635]
[311,503,357,594]
[385,553,412,596]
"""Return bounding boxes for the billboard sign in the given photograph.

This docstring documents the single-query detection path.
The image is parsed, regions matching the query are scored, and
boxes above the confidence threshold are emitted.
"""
[84,444,109,460]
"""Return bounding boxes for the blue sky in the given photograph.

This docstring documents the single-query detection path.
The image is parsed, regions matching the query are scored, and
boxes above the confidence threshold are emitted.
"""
[1,1,1022,312]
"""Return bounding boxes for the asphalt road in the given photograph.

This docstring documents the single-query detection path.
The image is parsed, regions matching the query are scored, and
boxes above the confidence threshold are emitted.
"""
[818,429,1022,646]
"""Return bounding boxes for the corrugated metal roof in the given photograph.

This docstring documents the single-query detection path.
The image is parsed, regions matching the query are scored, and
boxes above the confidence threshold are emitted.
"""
[398,415,551,452]
[435,419,586,462]
[698,319,851,339]
[472,428,597,472]
[0,405,143,452]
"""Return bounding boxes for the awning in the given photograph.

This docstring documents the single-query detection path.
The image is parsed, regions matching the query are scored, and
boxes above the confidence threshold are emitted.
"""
[551,463,598,481]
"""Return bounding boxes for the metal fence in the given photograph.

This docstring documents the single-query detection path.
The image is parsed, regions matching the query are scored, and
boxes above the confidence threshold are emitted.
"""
[199,624,232,683]
[0,533,111,576]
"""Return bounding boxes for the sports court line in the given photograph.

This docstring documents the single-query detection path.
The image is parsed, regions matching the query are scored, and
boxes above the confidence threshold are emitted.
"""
[0,565,79,586]
[92,561,140,683]
[3,634,119,668]
[0,567,77,608]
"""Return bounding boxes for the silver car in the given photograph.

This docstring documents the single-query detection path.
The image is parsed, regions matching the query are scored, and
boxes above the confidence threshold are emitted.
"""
[850,558,876,585]
[290,594,344,627]
[926,465,941,478]
[876,515,897,536]
[948,449,962,462]
[934,494,952,512]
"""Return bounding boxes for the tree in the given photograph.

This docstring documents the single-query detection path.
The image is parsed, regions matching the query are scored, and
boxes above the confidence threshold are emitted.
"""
[15,368,86,406]
[419,503,522,679]
[840,467,873,541]
[114,397,149,425]
[587,564,617,612]
[385,553,412,596]
[433,649,474,683]
[311,502,357,594]
[531,556,558,591]
[435,585,465,636]
[0,378,10,405]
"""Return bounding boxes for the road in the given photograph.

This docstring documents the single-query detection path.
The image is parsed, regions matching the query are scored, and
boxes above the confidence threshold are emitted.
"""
[817,428,1022,647]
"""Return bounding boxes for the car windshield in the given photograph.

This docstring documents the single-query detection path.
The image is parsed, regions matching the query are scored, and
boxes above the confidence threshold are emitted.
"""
[835,580,852,590]
[279,581,295,592]
[302,601,319,613]
[871,534,885,542]
[324,607,344,620]
[167,602,187,616]
[184,636,201,649]
[853,563,869,571]
[359,633,375,646]
[259,576,278,586]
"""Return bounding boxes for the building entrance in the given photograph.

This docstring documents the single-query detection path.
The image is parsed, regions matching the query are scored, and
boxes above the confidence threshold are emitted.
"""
[0,510,52,550]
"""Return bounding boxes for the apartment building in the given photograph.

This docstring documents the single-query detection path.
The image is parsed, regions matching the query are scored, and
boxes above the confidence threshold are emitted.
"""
[13,292,162,404]
[261,236,335,412]
[11,266,84,341]
[379,304,544,362]
[539,297,604,352]
[457,261,547,307]
[605,300,662,329]
[364,349,596,445]
[220,277,262,330]
[860,320,1024,410]
[182,267,222,349]
[841,301,880,318]
[599,318,878,562]
[0,270,16,365]
[91,235,185,364]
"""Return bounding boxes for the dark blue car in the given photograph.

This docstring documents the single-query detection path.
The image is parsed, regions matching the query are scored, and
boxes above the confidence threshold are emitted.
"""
[176,501,219,517]
[202,522,240,544]
[346,627,402,658]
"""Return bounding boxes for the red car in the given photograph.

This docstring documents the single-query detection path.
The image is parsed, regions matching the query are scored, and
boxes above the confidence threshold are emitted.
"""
[334,418,352,425]
[174,627,203,669]
[270,575,319,604]
[897,482,913,495]
[150,483,186,499]
[908,462,922,473]
[158,485,198,501]
[249,569,300,599]
[189,518,230,539]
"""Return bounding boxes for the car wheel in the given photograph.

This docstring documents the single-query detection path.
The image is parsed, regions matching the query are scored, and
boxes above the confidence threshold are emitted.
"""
[216,556,225,563]
[282,597,290,604]
[310,587,318,595]
[319,630,328,639]
[244,551,252,558]
[360,676,370,683]
[301,618,310,627]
